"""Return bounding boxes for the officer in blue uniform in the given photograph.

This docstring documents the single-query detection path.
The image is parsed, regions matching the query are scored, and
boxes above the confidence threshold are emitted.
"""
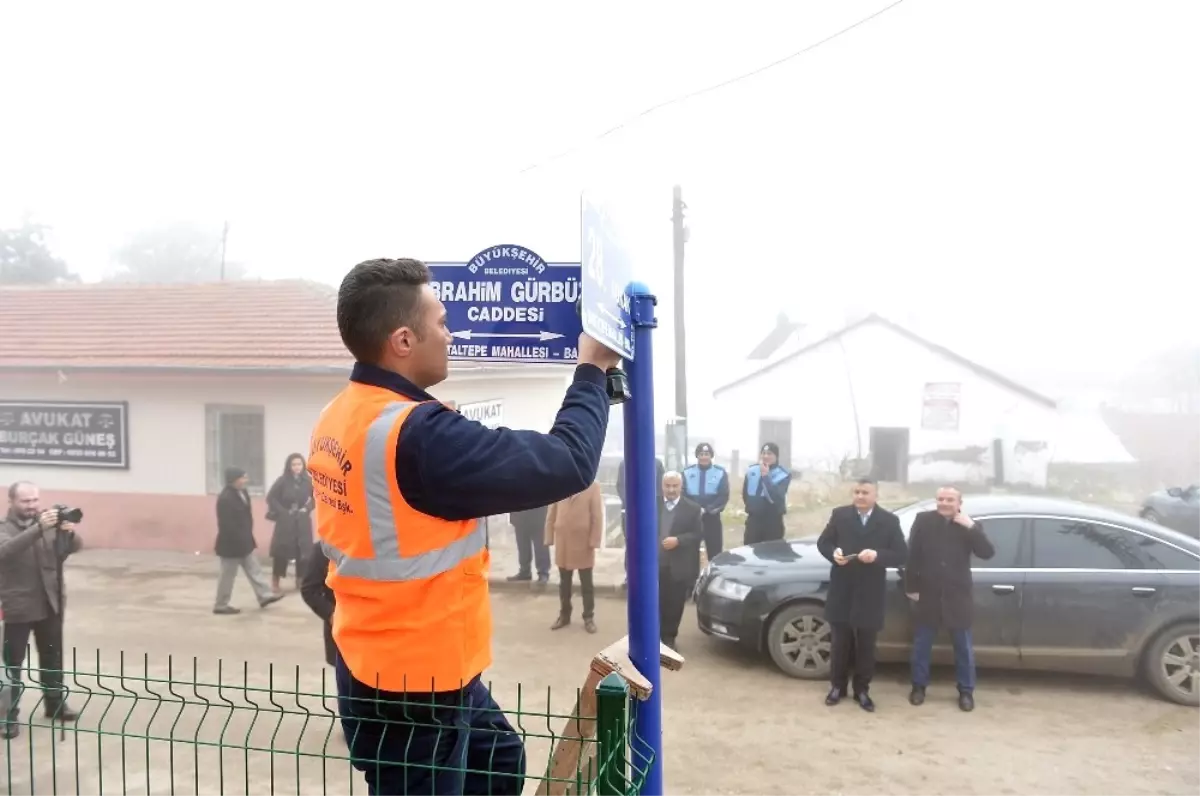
[682,442,729,563]
[742,442,792,545]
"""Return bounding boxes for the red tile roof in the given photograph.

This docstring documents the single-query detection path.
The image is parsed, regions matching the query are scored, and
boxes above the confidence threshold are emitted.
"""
[0,280,354,371]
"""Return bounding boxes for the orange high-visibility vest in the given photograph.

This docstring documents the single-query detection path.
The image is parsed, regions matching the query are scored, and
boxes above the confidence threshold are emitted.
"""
[308,381,490,693]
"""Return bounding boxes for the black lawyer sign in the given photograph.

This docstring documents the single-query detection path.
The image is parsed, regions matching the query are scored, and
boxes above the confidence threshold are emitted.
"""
[0,401,129,469]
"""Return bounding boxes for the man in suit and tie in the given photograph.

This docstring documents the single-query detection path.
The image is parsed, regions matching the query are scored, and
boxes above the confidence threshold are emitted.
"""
[658,471,703,652]
[816,478,908,712]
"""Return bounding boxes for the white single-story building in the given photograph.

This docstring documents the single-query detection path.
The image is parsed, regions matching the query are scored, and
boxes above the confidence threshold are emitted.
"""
[710,313,1130,488]
[0,280,573,552]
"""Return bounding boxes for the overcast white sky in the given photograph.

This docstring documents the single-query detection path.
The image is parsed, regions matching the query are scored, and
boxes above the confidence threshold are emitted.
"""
[2,0,1197,422]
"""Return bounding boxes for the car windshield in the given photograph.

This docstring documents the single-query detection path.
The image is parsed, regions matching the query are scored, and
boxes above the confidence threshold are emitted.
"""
[890,499,933,539]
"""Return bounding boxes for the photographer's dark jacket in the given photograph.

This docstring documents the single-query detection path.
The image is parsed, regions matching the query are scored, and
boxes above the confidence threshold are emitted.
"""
[0,510,82,623]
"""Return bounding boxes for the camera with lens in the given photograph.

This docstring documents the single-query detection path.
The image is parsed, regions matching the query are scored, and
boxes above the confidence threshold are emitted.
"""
[53,504,84,526]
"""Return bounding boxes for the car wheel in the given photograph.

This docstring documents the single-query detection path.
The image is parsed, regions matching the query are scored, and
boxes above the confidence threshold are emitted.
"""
[1144,623,1200,707]
[1142,509,1164,524]
[766,603,832,680]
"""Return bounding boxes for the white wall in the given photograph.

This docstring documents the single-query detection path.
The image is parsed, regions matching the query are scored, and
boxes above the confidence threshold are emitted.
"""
[711,322,1057,485]
[0,367,574,495]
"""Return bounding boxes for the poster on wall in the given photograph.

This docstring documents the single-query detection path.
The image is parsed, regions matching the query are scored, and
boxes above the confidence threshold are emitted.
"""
[0,401,129,469]
[921,383,961,431]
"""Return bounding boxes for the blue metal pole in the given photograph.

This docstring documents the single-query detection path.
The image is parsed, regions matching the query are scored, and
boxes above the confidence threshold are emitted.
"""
[622,282,662,796]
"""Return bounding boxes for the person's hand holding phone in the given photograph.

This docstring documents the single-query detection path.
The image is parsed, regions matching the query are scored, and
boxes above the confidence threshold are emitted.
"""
[858,548,878,564]
[953,510,975,529]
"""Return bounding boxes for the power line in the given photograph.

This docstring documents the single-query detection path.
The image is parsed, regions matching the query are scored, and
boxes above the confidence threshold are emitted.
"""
[518,0,908,175]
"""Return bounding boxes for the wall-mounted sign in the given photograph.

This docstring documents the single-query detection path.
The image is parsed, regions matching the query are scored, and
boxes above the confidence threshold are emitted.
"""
[459,399,503,430]
[921,383,961,431]
[428,245,583,364]
[0,401,129,469]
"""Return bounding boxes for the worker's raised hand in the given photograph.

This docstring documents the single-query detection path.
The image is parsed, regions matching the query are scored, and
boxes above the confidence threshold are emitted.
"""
[578,333,622,372]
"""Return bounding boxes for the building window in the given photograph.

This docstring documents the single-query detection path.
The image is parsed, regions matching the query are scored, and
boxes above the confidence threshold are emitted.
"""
[205,405,266,494]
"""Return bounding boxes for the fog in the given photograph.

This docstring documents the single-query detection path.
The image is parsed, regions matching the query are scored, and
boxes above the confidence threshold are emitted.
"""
[2,0,1198,431]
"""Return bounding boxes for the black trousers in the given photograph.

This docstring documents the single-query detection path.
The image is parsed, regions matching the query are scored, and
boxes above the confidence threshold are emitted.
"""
[659,573,691,644]
[743,512,785,545]
[829,623,878,695]
[558,568,595,620]
[700,512,723,560]
[513,525,550,578]
[3,614,67,717]
[336,662,525,795]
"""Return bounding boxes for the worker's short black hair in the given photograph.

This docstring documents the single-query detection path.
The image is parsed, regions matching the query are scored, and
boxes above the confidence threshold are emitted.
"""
[337,258,432,364]
[855,477,877,486]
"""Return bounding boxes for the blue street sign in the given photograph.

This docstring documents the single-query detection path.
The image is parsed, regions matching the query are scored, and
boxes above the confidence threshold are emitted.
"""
[580,194,636,361]
[428,245,582,365]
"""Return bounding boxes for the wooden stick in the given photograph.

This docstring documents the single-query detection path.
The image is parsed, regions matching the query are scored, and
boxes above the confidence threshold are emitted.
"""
[536,636,685,795]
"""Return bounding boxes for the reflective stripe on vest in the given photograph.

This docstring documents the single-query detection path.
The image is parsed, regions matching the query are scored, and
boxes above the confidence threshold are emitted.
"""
[320,400,486,581]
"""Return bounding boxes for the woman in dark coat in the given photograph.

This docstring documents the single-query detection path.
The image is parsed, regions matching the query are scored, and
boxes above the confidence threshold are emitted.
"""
[299,539,337,667]
[266,453,314,594]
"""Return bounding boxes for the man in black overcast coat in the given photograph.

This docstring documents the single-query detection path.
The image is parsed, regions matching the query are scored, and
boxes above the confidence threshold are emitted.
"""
[816,478,908,712]
[904,486,995,712]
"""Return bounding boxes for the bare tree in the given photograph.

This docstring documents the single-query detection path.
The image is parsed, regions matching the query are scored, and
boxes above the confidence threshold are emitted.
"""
[0,219,77,284]
[108,222,245,283]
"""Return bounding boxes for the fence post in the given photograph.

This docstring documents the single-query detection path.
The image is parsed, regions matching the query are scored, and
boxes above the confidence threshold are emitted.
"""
[595,673,629,795]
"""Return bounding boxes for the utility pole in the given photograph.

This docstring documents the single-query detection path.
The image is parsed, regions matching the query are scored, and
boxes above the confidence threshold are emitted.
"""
[218,221,229,281]
[672,186,688,453]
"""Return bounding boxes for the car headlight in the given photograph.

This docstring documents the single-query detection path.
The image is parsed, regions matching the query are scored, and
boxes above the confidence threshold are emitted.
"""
[707,575,751,601]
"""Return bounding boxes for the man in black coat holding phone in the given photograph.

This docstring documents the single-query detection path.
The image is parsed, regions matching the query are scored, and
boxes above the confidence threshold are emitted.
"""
[816,478,908,712]
[904,486,994,712]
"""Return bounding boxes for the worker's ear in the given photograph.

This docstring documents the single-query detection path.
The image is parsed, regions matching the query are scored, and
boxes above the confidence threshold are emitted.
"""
[387,326,417,358]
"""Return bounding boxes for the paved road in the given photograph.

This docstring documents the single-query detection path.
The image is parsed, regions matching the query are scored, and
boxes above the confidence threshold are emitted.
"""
[1,551,1195,795]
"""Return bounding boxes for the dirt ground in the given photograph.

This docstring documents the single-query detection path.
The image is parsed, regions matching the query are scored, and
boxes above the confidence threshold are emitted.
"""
[2,551,1196,795]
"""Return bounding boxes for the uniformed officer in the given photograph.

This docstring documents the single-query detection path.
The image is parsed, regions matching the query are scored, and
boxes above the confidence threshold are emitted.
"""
[742,442,792,545]
[308,258,619,795]
[681,442,729,562]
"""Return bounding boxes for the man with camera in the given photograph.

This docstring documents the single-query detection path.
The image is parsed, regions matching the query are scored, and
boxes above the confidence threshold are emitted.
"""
[0,481,82,737]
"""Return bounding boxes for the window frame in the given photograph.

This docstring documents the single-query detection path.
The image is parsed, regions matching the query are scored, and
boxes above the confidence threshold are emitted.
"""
[204,404,267,495]
[1026,514,1200,572]
[967,515,1029,570]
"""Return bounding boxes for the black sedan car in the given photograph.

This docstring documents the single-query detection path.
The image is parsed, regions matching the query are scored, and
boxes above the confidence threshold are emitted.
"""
[696,495,1200,706]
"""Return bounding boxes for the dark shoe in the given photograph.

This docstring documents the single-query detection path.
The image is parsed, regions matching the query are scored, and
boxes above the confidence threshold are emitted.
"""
[45,704,79,723]
[213,606,241,615]
[825,687,845,706]
[551,615,570,631]
[536,573,550,584]
[2,723,18,740]
[958,691,975,712]
[909,686,926,706]
[661,636,677,652]
[507,572,532,582]
[854,692,876,713]
[584,619,597,634]
[259,594,284,608]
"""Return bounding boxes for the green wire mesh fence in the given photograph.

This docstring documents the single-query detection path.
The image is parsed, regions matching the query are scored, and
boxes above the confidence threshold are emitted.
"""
[0,650,651,795]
